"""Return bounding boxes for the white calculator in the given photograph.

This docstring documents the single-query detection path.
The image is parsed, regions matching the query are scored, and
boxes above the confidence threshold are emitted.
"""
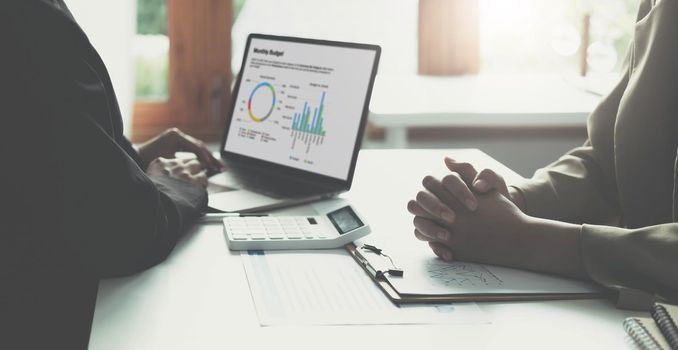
[223,205,371,250]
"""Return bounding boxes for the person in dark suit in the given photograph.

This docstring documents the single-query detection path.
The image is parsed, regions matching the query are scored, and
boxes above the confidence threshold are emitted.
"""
[0,0,223,348]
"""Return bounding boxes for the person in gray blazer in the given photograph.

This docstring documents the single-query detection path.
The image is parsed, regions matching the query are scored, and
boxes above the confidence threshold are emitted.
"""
[408,0,678,305]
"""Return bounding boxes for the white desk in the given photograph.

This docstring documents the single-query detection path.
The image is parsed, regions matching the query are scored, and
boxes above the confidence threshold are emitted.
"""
[90,149,640,349]
[369,75,605,148]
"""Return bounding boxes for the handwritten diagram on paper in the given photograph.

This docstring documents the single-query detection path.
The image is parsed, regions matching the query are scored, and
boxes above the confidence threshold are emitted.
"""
[425,261,504,288]
[355,233,602,297]
[383,254,602,296]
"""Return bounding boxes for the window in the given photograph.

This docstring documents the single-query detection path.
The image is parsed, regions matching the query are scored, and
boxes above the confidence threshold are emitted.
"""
[231,0,418,76]
[130,0,638,141]
[131,0,232,143]
[479,0,637,76]
[135,0,169,101]
[232,0,637,77]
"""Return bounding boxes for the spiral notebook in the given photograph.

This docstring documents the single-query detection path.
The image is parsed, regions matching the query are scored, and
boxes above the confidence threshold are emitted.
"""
[651,303,678,350]
[623,317,671,350]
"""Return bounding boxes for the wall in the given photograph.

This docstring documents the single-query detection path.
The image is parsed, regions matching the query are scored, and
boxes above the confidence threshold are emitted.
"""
[366,127,588,178]
[63,0,137,137]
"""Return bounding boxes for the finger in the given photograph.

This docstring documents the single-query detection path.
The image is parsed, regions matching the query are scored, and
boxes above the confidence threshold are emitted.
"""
[179,134,221,172]
[172,130,211,165]
[473,168,509,197]
[414,229,435,242]
[444,158,478,185]
[407,200,427,217]
[429,242,454,261]
[215,158,226,171]
[407,200,435,219]
[190,170,208,187]
[421,176,464,212]
[148,158,169,176]
[441,173,478,211]
[413,216,450,242]
[415,190,455,224]
[158,157,178,167]
[208,152,223,171]
[184,159,204,174]
[176,169,193,182]
[168,163,186,176]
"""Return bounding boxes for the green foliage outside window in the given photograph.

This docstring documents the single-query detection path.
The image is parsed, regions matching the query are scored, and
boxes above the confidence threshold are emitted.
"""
[137,0,167,35]
[135,0,168,100]
[234,0,247,20]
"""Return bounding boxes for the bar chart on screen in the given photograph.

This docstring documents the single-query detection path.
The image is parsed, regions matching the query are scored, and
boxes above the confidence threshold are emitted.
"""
[224,37,376,179]
[291,90,327,153]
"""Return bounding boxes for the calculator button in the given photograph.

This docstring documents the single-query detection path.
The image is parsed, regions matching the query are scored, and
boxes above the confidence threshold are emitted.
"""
[250,232,267,240]
[285,231,302,239]
[267,232,285,239]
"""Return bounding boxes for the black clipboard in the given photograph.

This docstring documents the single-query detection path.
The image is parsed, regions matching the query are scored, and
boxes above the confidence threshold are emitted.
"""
[345,243,607,304]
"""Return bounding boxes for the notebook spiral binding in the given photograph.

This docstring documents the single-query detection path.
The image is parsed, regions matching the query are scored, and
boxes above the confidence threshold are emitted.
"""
[623,318,664,350]
[651,305,678,350]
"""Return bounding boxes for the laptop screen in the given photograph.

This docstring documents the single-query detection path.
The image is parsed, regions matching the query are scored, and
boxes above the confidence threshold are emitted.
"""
[223,36,378,181]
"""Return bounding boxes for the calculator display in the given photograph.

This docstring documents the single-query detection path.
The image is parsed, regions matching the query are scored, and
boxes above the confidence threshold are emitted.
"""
[327,206,363,234]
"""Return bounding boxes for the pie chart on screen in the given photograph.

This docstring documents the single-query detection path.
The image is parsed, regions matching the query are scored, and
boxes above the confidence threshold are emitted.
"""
[247,81,276,122]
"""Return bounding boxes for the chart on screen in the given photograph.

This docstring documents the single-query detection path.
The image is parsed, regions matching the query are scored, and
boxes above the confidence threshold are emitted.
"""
[234,78,330,154]
[225,37,376,180]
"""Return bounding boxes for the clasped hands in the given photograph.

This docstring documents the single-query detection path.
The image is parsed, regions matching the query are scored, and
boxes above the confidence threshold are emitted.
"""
[407,157,531,268]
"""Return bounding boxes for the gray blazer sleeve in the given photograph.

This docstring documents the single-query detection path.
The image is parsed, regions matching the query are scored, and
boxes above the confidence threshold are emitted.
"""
[581,224,678,302]
[513,0,678,302]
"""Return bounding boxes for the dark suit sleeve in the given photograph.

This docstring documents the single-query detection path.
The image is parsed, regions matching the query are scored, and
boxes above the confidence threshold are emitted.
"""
[118,135,147,169]
[45,83,207,280]
[2,0,208,278]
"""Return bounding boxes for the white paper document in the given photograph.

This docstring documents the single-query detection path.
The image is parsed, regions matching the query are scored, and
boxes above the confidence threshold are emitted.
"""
[357,237,602,297]
[241,250,486,326]
[383,255,601,296]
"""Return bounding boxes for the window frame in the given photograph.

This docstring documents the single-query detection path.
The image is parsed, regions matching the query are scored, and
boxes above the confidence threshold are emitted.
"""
[131,0,232,143]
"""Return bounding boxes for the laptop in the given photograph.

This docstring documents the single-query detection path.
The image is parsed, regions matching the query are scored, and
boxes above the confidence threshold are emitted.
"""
[208,34,381,213]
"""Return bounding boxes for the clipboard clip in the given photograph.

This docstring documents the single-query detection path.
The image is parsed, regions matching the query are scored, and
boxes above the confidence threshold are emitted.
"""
[361,244,404,277]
